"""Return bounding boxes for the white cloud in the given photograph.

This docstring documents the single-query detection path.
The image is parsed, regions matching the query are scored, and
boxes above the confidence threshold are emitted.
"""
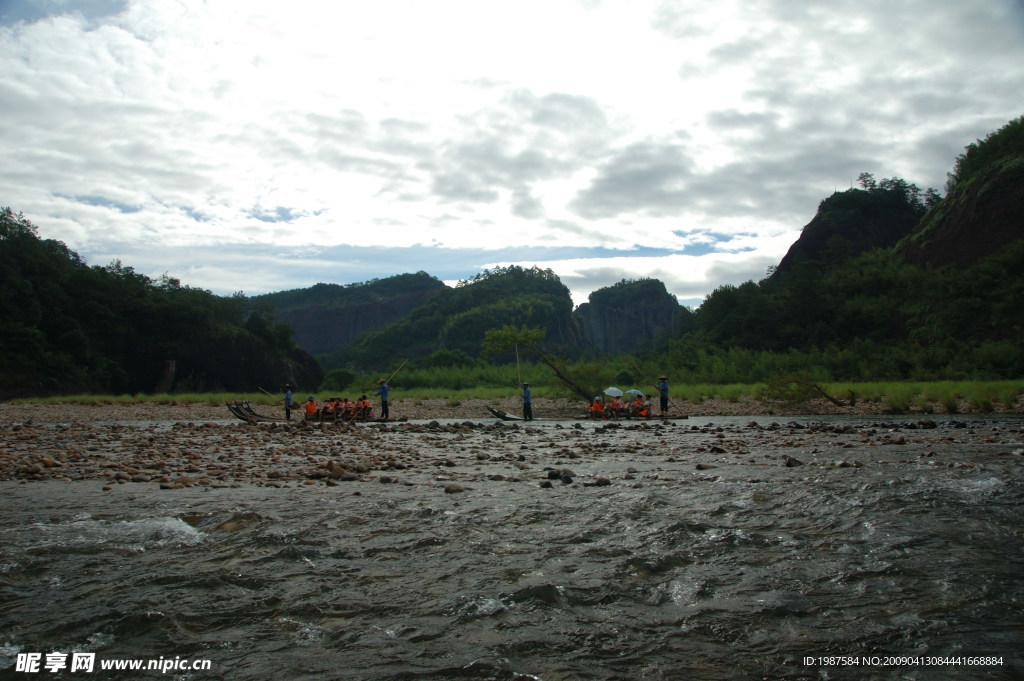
[2,0,1022,306]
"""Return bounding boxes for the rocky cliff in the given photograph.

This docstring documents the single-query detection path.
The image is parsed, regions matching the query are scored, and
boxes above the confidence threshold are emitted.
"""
[899,157,1024,267]
[772,186,923,278]
[574,279,681,355]
[257,273,447,357]
[152,334,323,395]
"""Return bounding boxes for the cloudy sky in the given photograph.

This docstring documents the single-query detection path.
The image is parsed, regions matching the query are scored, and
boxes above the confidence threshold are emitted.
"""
[2,0,1022,307]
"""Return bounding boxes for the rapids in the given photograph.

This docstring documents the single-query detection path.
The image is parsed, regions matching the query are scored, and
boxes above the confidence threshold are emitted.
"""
[1,416,1022,680]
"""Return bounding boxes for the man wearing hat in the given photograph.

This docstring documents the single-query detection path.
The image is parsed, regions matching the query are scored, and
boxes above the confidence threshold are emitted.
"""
[656,376,669,416]
[375,379,391,420]
[521,382,533,421]
[283,384,294,420]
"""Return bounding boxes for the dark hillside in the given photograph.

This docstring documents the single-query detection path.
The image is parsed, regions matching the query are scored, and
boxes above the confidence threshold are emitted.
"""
[575,279,684,354]
[772,182,925,278]
[323,266,581,371]
[900,115,1024,267]
[685,118,1024,379]
[256,273,446,356]
[0,208,321,399]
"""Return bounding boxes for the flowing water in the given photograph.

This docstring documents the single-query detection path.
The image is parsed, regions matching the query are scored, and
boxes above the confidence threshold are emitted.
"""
[1,416,1022,680]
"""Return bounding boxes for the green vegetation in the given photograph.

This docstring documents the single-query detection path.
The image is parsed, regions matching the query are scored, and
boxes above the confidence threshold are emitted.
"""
[0,207,318,400]
[944,115,1024,195]
[318,265,577,371]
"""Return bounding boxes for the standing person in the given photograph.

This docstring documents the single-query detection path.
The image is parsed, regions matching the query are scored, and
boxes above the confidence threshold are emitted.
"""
[521,382,533,421]
[656,376,670,416]
[375,379,390,420]
[283,384,294,420]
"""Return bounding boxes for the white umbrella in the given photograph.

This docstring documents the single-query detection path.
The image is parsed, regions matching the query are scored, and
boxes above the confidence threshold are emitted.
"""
[625,389,645,397]
[603,387,624,397]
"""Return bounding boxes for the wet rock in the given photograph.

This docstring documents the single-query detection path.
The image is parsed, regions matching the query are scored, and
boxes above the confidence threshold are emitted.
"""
[444,483,465,493]
[782,455,804,467]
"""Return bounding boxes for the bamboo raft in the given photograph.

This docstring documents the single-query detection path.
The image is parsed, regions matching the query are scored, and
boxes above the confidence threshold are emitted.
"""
[226,401,396,424]
[225,401,286,423]
[486,406,688,422]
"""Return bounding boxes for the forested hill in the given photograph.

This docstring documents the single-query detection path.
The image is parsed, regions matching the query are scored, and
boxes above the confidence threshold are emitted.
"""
[273,270,688,371]
[900,116,1024,267]
[318,266,583,370]
[0,209,322,400]
[254,273,447,356]
[770,176,929,278]
[575,279,690,355]
[686,115,1023,379]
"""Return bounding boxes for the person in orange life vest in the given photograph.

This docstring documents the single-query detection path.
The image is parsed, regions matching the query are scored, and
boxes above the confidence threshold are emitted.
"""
[588,396,605,419]
[305,396,319,419]
[609,395,626,418]
[355,395,372,419]
[632,395,649,418]
[340,397,354,418]
[323,395,339,417]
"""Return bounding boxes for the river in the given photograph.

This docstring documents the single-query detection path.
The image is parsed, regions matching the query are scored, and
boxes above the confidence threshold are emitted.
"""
[1,415,1022,679]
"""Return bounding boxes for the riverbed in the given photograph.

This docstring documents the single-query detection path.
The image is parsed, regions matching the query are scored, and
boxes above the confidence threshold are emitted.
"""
[1,405,1022,680]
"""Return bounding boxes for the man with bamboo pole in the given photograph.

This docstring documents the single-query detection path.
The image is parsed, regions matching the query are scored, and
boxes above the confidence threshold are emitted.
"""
[375,360,407,421]
[515,344,533,421]
[521,382,533,421]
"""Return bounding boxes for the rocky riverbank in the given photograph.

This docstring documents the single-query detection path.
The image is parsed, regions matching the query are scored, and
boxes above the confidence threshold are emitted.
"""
[1,398,1021,491]
[3,393,1021,425]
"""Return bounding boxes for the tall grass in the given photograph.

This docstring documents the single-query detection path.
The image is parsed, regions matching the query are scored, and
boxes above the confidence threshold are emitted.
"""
[676,383,760,404]
[824,380,1024,413]
[10,380,1023,414]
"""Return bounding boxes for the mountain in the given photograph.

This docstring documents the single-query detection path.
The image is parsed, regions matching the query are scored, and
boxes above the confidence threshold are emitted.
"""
[271,269,689,371]
[0,208,321,399]
[772,180,926,279]
[321,266,583,371]
[688,116,1024,378]
[254,273,447,356]
[575,279,684,355]
[899,115,1024,267]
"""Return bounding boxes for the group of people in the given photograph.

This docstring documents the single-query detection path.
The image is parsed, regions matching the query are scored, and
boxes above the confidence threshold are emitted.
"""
[588,393,651,419]
[306,395,374,421]
[284,374,668,422]
[283,379,392,421]
[586,376,670,420]
[520,375,670,420]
